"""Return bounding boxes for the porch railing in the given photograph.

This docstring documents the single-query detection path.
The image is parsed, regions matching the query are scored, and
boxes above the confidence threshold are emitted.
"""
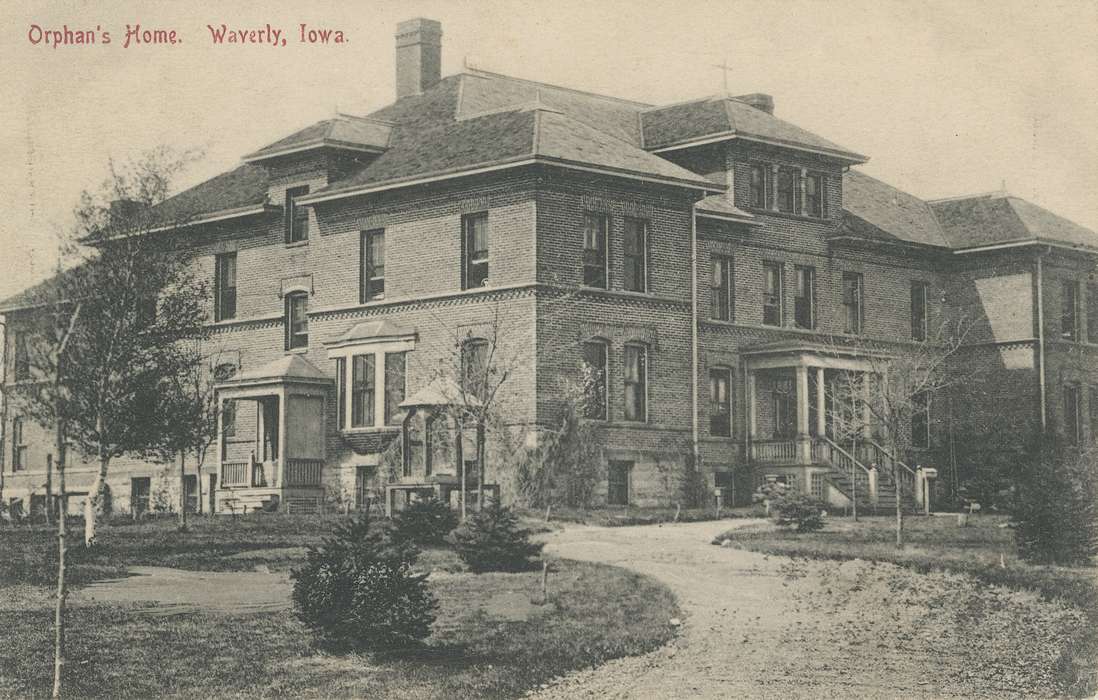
[221,461,249,487]
[751,439,797,464]
[818,437,872,495]
[284,458,324,487]
[865,439,917,500]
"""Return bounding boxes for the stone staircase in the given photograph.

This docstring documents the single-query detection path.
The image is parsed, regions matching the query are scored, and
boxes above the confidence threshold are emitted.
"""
[818,438,918,514]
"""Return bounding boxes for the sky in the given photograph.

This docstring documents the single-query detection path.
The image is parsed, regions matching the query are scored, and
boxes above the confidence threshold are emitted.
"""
[1,0,1096,301]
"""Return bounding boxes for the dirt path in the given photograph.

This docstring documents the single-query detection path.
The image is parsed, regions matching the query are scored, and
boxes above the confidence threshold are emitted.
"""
[531,520,1081,699]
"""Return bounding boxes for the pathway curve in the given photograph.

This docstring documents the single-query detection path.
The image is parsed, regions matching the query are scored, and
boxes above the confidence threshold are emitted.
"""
[530,520,1076,699]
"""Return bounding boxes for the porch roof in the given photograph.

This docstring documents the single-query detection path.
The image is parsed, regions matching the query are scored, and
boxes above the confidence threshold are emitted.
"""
[400,376,483,409]
[218,355,332,389]
[742,339,893,369]
[325,319,416,348]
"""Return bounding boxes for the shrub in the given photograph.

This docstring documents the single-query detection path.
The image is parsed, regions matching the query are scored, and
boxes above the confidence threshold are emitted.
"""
[290,512,437,652]
[1012,440,1098,566]
[772,494,826,533]
[449,505,545,573]
[392,498,458,545]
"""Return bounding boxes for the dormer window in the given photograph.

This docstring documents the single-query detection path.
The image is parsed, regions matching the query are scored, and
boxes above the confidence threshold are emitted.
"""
[285,186,310,244]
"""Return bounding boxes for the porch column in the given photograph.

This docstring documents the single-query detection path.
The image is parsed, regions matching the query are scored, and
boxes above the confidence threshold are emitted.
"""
[861,373,872,439]
[215,396,224,504]
[796,365,811,464]
[815,368,826,436]
[746,371,757,440]
[277,390,287,488]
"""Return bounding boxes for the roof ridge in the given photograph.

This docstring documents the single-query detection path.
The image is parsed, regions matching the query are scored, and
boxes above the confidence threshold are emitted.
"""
[640,93,729,113]
[460,68,652,107]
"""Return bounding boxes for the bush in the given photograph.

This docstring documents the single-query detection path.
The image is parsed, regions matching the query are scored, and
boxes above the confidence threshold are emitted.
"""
[1012,440,1098,566]
[449,505,544,573]
[290,512,437,652]
[392,498,458,545]
[772,495,826,533]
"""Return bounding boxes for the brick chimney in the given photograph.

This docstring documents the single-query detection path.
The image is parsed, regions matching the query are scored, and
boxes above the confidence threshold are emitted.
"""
[736,93,774,115]
[395,18,442,100]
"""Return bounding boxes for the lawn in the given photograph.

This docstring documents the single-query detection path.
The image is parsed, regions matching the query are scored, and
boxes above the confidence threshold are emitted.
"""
[713,514,1098,697]
[0,514,679,698]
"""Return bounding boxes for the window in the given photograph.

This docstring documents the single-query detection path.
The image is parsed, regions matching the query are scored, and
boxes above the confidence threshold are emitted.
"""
[1064,384,1082,445]
[285,292,308,349]
[623,344,647,422]
[351,355,376,428]
[384,352,406,425]
[214,252,237,321]
[805,173,824,217]
[911,281,929,342]
[794,266,815,329]
[581,340,608,420]
[709,368,732,437]
[462,338,489,401]
[335,357,346,429]
[623,218,647,292]
[842,272,864,334]
[776,167,796,213]
[912,391,930,448]
[1062,281,1079,340]
[711,255,732,321]
[583,213,608,288]
[284,186,310,243]
[360,230,385,302]
[131,477,151,516]
[13,332,30,381]
[11,417,26,471]
[222,400,236,438]
[748,164,767,208]
[463,213,489,289]
[607,460,631,506]
[763,262,783,326]
[1088,284,1098,344]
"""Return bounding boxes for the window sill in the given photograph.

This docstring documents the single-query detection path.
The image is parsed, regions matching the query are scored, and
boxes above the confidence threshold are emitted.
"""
[284,240,309,249]
[341,426,401,434]
[285,346,309,355]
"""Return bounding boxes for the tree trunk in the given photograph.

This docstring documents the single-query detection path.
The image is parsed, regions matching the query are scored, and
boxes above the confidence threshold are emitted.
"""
[894,464,904,548]
[46,454,54,526]
[85,450,110,547]
[53,420,67,698]
[178,453,187,531]
[195,448,204,517]
[475,422,485,512]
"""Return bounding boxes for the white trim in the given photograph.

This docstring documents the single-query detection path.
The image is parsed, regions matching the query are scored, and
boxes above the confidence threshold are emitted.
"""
[243,141,385,163]
[296,157,719,206]
[650,132,868,163]
[327,338,414,431]
[952,238,1098,255]
[140,205,272,235]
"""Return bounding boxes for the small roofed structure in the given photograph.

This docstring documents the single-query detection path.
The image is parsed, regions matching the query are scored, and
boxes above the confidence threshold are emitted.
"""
[387,376,496,517]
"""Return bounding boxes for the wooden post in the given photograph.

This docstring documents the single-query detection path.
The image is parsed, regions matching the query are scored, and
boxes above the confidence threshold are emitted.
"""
[541,560,549,605]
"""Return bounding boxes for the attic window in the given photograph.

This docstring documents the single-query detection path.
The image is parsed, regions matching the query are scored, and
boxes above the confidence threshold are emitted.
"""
[285,186,310,244]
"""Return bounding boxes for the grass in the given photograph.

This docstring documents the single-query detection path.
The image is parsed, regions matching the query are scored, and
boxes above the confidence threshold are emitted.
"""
[0,514,679,698]
[713,514,1098,696]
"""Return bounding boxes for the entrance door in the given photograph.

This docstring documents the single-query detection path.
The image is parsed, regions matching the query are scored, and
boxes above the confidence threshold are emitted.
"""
[131,477,151,516]
[207,474,217,513]
[183,474,198,514]
[607,461,632,506]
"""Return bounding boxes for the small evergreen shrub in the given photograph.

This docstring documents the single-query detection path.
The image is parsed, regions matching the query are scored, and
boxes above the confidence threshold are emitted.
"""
[449,505,544,573]
[1012,440,1098,566]
[392,498,459,545]
[772,494,826,532]
[291,512,437,652]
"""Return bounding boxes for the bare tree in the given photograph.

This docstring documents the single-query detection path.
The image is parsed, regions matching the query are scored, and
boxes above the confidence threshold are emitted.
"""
[822,317,976,546]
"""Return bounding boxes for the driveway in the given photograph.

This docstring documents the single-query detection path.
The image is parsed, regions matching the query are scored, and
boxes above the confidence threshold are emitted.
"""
[531,520,1077,699]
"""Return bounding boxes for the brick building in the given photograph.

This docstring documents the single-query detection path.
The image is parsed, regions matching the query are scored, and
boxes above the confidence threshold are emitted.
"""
[2,18,1096,517]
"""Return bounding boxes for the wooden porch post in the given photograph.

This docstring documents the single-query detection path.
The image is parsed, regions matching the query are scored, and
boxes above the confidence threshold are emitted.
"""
[815,367,826,437]
[277,390,287,488]
[795,365,811,466]
[746,370,757,440]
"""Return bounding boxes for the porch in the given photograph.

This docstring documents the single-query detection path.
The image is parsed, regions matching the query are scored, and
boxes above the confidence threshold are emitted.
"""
[743,341,918,511]
[214,355,332,513]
